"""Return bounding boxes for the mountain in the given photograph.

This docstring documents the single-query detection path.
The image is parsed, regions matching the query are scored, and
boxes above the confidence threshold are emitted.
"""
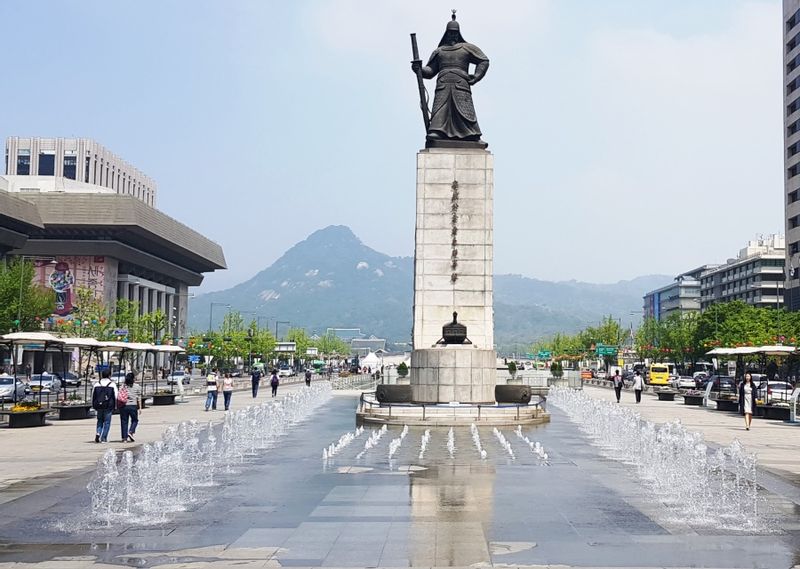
[189,225,671,349]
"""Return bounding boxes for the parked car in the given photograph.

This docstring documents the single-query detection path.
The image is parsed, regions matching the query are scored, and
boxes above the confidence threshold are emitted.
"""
[166,370,190,385]
[697,375,736,392]
[671,376,696,390]
[110,372,128,384]
[0,374,27,402]
[757,381,795,402]
[595,370,608,379]
[27,373,63,394]
[278,366,293,378]
[59,371,81,387]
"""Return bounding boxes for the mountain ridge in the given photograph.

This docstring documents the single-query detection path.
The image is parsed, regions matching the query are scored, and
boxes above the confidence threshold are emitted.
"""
[189,225,670,348]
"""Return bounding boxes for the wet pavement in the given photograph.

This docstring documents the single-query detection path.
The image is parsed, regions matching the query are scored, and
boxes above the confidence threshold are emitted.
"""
[0,394,798,568]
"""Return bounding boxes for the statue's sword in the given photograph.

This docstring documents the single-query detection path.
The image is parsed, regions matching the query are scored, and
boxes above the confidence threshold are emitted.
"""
[410,33,431,132]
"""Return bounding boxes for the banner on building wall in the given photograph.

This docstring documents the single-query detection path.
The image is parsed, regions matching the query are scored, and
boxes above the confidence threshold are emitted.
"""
[33,256,108,317]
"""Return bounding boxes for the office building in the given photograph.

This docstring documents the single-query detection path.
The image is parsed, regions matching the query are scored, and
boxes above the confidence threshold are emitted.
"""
[785,0,800,309]
[699,235,785,310]
[643,266,712,321]
[4,137,156,206]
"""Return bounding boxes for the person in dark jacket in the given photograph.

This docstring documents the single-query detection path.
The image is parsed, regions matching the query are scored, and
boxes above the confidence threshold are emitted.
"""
[270,370,279,397]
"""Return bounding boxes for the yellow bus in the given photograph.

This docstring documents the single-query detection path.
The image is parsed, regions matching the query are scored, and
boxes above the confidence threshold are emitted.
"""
[648,364,670,386]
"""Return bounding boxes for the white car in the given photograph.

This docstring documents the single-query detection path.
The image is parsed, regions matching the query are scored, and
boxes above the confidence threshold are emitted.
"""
[760,381,795,402]
[672,376,696,390]
[0,375,27,402]
[166,370,190,385]
[278,366,293,378]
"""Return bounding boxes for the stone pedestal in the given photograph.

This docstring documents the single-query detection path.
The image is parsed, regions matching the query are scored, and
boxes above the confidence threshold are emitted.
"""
[410,147,495,404]
[411,346,496,404]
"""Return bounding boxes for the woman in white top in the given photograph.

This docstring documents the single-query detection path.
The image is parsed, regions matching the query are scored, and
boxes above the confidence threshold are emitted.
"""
[204,368,220,411]
[632,371,644,404]
[739,373,755,430]
[221,373,234,411]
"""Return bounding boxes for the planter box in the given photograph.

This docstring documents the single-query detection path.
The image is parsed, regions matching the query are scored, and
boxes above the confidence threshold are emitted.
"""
[151,393,177,406]
[757,405,790,421]
[0,409,49,428]
[682,395,704,406]
[715,399,739,412]
[53,404,92,420]
[656,391,677,401]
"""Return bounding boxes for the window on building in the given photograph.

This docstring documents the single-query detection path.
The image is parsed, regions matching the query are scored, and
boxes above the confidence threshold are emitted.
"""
[790,164,800,179]
[788,96,800,117]
[790,31,800,52]
[789,9,800,32]
[37,153,55,176]
[105,165,109,186]
[84,156,91,183]
[16,150,30,175]
[63,154,77,180]
[791,242,799,255]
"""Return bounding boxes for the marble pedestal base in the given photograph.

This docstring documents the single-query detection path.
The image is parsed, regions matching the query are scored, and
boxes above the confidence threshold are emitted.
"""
[411,346,496,404]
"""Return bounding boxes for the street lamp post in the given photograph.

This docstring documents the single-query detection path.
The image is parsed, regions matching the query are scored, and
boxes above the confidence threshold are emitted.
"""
[208,302,231,333]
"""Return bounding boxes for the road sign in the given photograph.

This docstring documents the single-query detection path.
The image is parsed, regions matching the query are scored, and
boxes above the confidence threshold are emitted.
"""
[537,350,551,359]
[596,346,618,356]
[188,355,201,363]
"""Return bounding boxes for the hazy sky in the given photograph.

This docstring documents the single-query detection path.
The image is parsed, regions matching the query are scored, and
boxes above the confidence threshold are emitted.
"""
[0,1,784,292]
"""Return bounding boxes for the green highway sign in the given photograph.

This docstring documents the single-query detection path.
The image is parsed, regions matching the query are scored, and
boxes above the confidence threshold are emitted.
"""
[596,346,618,356]
[537,350,551,358]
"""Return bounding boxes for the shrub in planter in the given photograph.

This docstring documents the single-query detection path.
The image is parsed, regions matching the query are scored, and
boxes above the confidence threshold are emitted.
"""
[397,362,409,377]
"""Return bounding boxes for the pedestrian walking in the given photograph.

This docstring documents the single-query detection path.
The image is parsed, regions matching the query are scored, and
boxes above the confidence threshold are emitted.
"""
[612,370,624,403]
[632,370,644,404]
[91,369,117,443]
[251,368,261,398]
[119,372,142,442]
[222,373,234,410]
[305,368,312,387]
[270,370,279,397]
[205,368,220,411]
[739,373,755,430]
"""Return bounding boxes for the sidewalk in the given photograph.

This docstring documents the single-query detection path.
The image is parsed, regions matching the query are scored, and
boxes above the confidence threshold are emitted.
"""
[581,385,800,484]
[0,378,315,505]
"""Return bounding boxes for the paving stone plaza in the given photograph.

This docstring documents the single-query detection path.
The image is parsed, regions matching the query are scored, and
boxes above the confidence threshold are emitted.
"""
[0,384,798,568]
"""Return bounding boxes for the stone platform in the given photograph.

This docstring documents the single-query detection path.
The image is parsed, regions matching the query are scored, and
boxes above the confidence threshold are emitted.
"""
[410,346,495,404]
[356,394,550,427]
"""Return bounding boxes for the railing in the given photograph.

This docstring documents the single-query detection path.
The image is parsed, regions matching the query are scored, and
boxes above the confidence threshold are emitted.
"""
[358,391,543,421]
[331,374,379,391]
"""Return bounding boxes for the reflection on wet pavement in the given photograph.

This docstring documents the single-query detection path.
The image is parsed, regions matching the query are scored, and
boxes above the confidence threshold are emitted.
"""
[0,394,797,568]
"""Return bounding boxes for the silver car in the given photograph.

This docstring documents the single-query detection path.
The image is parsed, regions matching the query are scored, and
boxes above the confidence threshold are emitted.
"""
[27,373,63,395]
[0,375,27,402]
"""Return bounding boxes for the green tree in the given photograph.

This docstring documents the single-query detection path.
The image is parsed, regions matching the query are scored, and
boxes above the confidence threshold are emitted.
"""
[661,312,701,368]
[0,259,54,332]
[635,317,663,362]
[313,332,351,356]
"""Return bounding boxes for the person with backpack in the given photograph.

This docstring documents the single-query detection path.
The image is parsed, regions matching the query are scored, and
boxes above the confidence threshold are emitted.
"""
[204,368,220,411]
[92,369,118,443]
[251,369,261,398]
[305,368,312,387]
[119,372,142,442]
[270,370,279,397]
[221,372,234,411]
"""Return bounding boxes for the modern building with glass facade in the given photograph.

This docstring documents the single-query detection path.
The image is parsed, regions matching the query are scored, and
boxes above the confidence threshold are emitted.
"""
[643,266,710,321]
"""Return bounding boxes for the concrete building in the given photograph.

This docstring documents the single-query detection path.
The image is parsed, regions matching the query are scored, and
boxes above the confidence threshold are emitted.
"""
[700,235,785,310]
[643,266,712,321]
[4,137,156,206]
[351,336,387,357]
[0,137,224,340]
[786,0,800,310]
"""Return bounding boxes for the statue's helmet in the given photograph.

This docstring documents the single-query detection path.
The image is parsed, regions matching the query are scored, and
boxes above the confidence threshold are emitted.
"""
[438,11,466,46]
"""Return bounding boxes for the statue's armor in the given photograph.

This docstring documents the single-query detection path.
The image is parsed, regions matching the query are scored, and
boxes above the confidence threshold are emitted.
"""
[424,42,489,141]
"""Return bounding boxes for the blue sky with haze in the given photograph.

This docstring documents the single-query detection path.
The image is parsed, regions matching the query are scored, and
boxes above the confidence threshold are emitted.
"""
[0,1,783,292]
